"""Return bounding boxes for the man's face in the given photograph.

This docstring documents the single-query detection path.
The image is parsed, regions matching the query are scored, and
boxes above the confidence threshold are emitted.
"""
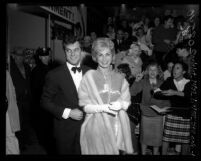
[165,18,173,28]
[90,32,97,41]
[39,55,50,65]
[64,41,82,66]
[116,30,123,40]
[167,62,174,72]
[154,18,160,27]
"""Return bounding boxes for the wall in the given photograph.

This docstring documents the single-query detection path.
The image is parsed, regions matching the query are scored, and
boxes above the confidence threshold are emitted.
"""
[7,5,46,51]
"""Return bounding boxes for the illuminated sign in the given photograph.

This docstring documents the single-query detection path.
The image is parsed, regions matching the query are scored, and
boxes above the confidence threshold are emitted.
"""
[40,6,75,24]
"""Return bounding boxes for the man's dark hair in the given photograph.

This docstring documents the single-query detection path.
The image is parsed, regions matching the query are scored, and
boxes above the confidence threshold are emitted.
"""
[62,33,78,50]
[174,61,189,73]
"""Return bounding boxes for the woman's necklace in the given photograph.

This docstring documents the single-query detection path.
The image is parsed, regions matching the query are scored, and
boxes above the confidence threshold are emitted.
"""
[98,67,112,104]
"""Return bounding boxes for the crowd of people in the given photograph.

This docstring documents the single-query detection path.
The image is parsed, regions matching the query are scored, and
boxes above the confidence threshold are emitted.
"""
[6,11,193,155]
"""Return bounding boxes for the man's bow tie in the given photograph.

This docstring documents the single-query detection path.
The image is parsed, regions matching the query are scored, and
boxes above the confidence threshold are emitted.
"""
[71,66,81,73]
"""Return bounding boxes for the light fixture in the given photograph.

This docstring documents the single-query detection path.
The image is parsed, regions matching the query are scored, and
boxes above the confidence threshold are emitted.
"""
[80,3,85,8]
[121,4,126,8]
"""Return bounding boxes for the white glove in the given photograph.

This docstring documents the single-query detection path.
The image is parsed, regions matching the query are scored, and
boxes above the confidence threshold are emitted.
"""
[84,104,117,115]
[109,101,130,111]
[109,101,122,111]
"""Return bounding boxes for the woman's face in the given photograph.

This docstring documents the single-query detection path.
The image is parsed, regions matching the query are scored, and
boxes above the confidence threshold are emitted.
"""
[128,44,141,56]
[173,63,185,80]
[96,48,113,69]
[148,65,158,79]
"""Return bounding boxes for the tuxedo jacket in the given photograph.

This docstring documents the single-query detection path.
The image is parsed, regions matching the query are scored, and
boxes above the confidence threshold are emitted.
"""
[40,64,89,140]
[113,39,126,53]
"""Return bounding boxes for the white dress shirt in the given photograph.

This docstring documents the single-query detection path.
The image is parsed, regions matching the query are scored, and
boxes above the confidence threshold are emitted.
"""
[173,78,190,92]
[62,62,83,119]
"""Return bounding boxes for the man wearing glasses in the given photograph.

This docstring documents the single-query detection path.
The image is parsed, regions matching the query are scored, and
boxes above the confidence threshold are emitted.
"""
[41,33,89,154]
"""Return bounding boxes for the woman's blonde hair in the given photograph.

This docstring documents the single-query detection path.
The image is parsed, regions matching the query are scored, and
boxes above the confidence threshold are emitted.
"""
[91,37,115,62]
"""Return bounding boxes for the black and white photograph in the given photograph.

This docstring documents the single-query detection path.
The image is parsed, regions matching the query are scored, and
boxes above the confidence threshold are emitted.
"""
[2,0,200,158]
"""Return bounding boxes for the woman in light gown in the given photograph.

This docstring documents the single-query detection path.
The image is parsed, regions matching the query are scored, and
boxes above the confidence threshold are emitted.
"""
[78,37,134,155]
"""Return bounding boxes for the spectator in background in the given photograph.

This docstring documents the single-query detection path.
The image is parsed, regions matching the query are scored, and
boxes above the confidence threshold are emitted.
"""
[82,36,92,54]
[103,16,116,35]
[136,27,147,46]
[114,36,138,72]
[30,47,53,154]
[136,27,153,58]
[130,62,170,155]
[143,17,151,34]
[163,61,174,80]
[90,31,97,42]
[153,16,161,28]
[123,31,130,42]
[29,57,36,71]
[173,16,191,45]
[164,9,171,16]
[120,19,131,34]
[175,40,192,78]
[120,31,133,51]
[164,39,192,78]
[120,43,143,78]
[132,20,144,38]
[105,24,116,41]
[23,49,36,71]
[10,47,38,152]
[153,61,191,155]
[113,28,125,53]
[145,16,161,52]
[152,15,178,71]
[75,22,83,41]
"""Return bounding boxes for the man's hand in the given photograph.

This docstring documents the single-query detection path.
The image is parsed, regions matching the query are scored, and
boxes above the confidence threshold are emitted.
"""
[69,108,83,120]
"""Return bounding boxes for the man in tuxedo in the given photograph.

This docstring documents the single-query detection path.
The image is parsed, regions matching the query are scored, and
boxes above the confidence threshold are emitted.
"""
[113,28,127,53]
[40,33,89,154]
